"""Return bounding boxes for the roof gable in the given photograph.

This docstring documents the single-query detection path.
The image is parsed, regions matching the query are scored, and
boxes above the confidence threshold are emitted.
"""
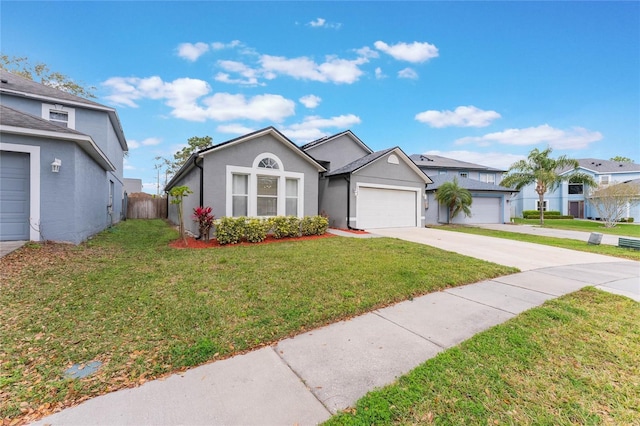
[302,130,373,155]
[198,126,326,172]
[326,146,432,184]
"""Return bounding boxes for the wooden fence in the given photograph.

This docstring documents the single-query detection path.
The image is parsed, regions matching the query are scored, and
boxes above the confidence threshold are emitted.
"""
[126,196,168,219]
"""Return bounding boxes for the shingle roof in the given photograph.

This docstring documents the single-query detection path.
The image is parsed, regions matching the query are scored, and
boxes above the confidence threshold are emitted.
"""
[0,104,88,136]
[410,153,505,172]
[0,69,106,108]
[324,147,396,176]
[426,174,516,192]
[301,130,373,154]
[560,158,640,174]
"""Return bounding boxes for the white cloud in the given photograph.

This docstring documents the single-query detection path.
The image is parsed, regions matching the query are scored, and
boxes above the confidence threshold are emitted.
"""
[308,18,342,29]
[177,42,210,61]
[217,123,256,134]
[398,67,418,80]
[215,60,262,85]
[455,124,603,150]
[299,94,321,108]
[123,158,135,170]
[374,40,439,63]
[375,67,386,79]
[415,106,501,128]
[283,114,362,142]
[127,139,140,149]
[211,40,242,50]
[354,46,379,59]
[103,76,295,122]
[259,53,368,84]
[423,150,525,171]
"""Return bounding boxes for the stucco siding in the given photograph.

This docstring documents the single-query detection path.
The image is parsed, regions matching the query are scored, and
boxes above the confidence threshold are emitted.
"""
[304,134,370,172]
[167,166,201,236]
[319,177,348,229]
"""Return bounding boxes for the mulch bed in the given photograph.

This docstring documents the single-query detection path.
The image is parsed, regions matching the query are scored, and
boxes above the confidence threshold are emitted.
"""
[169,233,334,249]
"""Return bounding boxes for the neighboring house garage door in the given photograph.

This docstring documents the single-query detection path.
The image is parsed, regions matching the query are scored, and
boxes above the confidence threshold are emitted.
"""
[453,196,500,224]
[0,151,30,241]
[357,186,418,229]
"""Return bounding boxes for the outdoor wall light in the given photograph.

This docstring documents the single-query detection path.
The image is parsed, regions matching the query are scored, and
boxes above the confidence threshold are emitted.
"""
[51,158,61,173]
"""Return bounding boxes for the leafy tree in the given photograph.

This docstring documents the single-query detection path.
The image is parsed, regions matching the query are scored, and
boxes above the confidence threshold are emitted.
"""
[501,147,596,225]
[1,54,96,98]
[172,136,213,173]
[435,177,473,224]
[169,185,193,243]
[610,156,634,163]
[587,181,640,228]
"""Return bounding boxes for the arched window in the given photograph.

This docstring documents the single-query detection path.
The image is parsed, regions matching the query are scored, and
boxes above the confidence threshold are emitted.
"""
[227,153,304,218]
[258,157,279,169]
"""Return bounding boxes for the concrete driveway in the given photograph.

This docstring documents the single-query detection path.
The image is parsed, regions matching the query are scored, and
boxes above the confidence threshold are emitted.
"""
[472,223,627,246]
[372,227,632,271]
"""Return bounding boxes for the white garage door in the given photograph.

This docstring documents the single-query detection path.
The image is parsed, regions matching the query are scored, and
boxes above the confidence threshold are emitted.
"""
[357,186,418,229]
[453,197,500,224]
[0,151,30,241]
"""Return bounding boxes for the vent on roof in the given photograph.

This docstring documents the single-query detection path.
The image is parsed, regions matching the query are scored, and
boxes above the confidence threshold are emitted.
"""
[0,79,7,84]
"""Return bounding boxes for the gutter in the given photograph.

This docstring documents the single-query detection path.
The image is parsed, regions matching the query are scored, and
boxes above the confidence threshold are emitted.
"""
[344,176,364,231]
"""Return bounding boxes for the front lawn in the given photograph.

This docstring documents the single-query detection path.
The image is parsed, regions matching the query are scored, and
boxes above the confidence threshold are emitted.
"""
[0,219,516,423]
[441,225,640,261]
[513,218,640,237]
[327,288,640,425]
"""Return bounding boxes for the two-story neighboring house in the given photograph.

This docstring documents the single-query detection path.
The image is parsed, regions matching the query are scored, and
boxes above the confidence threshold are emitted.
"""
[0,70,128,244]
[410,154,517,224]
[510,158,640,221]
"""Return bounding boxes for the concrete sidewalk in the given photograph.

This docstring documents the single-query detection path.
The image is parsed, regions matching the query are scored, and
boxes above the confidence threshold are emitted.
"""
[471,223,634,246]
[32,231,639,425]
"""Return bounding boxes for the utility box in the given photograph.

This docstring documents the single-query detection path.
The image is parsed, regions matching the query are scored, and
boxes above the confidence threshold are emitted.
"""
[588,232,603,245]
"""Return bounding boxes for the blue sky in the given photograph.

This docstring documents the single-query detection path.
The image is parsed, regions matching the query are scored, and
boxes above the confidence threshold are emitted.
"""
[3,1,639,193]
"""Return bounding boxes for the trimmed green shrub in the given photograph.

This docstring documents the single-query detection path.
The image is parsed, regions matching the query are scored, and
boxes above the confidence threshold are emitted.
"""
[523,210,562,217]
[270,216,300,239]
[245,218,272,243]
[524,214,574,220]
[301,215,329,236]
[620,217,635,223]
[215,216,246,245]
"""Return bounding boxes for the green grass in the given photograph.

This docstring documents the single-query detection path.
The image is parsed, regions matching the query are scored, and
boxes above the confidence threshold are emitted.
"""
[326,288,640,425]
[0,219,516,421]
[513,218,640,237]
[440,225,640,261]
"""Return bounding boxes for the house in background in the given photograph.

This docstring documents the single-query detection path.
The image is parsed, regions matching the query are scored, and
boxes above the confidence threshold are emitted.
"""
[510,158,640,221]
[0,70,128,243]
[123,178,143,194]
[410,154,514,224]
[166,128,431,235]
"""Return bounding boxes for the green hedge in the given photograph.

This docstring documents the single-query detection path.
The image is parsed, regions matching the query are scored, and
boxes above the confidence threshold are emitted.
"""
[523,210,562,217]
[524,214,574,220]
[214,215,328,245]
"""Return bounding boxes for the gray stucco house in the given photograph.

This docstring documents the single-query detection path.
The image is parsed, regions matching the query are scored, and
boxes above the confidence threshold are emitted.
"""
[410,154,516,224]
[166,127,431,235]
[0,70,128,243]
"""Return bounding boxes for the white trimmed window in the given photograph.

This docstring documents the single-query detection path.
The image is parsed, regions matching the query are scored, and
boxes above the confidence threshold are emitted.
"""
[226,153,304,218]
[536,200,548,212]
[231,174,249,216]
[480,173,496,184]
[600,175,611,185]
[42,103,75,129]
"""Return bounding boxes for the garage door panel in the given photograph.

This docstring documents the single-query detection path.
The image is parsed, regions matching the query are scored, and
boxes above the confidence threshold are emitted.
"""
[0,151,30,240]
[357,187,417,229]
[453,197,500,224]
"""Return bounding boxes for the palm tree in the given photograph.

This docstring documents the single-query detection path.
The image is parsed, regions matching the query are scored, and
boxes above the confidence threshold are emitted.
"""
[435,177,473,224]
[501,147,596,225]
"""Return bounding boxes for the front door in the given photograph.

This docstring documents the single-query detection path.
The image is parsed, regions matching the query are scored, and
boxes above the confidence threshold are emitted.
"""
[569,201,584,219]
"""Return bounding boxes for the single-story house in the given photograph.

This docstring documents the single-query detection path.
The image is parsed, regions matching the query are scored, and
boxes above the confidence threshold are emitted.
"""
[166,127,432,235]
[0,70,128,243]
[425,174,517,224]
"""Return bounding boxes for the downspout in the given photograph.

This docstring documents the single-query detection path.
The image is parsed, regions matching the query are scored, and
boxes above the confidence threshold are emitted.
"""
[194,155,204,240]
[344,176,364,231]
